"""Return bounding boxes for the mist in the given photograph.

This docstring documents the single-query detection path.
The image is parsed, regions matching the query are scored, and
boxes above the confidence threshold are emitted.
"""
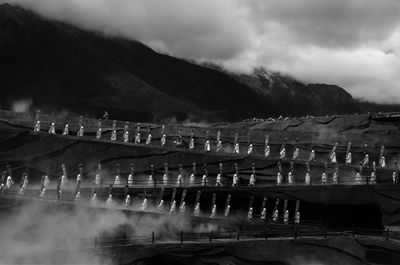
[0,199,216,264]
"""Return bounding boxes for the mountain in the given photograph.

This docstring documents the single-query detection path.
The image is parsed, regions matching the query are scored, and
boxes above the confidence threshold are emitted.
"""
[0,3,361,122]
[231,68,361,116]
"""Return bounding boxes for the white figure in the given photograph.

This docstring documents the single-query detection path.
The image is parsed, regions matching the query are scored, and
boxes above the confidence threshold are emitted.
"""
[293,147,299,160]
[247,144,253,155]
[346,152,352,165]
[284,210,289,223]
[169,200,176,215]
[49,122,56,134]
[224,205,231,217]
[179,202,186,215]
[202,174,207,186]
[43,175,50,188]
[75,191,81,201]
[393,171,397,184]
[111,130,117,141]
[295,211,300,224]
[77,125,84,137]
[194,203,200,216]
[157,200,164,211]
[288,171,294,184]
[355,172,362,185]
[91,193,97,204]
[145,134,152,145]
[40,187,46,197]
[309,149,315,162]
[321,172,327,184]
[233,143,240,154]
[189,173,195,185]
[232,172,239,187]
[249,174,256,187]
[141,198,148,210]
[264,145,270,158]
[216,173,223,186]
[261,208,267,220]
[123,131,129,143]
[189,138,195,150]
[163,172,168,185]
[204,140,211,152]
[330,151,337,163]
[76,173,82,183]
[273,209,279,222]
[61,174,68,188]
[279,147,286,159]
[363,154,369,167]
[247,207,253,220]
[370,171,376,184]
[135,132,141,144]
[216,140,222,152]
[106,194,113,205]
[62,124,69,135]
[161,133,166,147]
[125,195,130,207]
[95,174,101,185]
[276,172,282,185]
[210,205,217,218]
[305,172,311,185]
[96,128,102,139]
[34,120,41,132]
[148,174,154,185]
[177,173,183,186]
[128,174,134,185]
[332,171,338,184]
[380,156,386,168]
[114,174,121,186]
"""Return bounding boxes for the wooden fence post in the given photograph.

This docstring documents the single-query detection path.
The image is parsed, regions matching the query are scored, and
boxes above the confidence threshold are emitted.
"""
[209,231,213,242]
[180,231,183,243]
[152,232,155,245]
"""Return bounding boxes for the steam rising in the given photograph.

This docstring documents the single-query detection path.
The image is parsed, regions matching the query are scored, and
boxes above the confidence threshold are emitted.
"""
[0,201,215,264]
[12,99,33,113]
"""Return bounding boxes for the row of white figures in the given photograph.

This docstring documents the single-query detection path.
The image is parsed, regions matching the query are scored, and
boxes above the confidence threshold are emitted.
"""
[276,169,378,185]
[247,207,300,224]
[34,119,389,168]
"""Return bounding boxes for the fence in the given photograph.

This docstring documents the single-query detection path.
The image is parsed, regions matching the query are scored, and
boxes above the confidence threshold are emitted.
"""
[75,224,396,249]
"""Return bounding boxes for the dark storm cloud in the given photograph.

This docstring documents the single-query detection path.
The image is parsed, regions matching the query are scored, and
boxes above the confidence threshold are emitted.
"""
[3,0,400,103]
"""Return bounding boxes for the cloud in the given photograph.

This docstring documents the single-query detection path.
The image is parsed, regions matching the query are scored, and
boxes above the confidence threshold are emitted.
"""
[3,0,400,104]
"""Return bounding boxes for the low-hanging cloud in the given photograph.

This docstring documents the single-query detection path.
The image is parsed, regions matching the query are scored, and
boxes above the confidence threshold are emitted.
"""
[3,0,400,104]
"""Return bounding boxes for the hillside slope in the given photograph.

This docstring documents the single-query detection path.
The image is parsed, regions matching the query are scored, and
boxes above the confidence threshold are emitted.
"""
[0,4,361,121]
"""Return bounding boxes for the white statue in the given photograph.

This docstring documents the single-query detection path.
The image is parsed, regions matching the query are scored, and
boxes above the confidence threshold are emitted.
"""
[48,122,56,134]
[247,144,253,155]
[355,172,362,185]
[279,147,286,159]
[233,143,240,154]
[276,172,282,185]
[145,133,152,145]
[194,202,200,216]
[288,171,294,184]
[321,172,327,184]
[293,147,299,160]
[305,172,311,185]
[346,152,352,165]
[210,204,217,218]
[224,205,231,217]
[264,145,270,158]
[247,207,253,220]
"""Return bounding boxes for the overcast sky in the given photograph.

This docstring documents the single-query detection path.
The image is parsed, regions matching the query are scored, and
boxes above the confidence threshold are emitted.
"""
[4,0,400,104]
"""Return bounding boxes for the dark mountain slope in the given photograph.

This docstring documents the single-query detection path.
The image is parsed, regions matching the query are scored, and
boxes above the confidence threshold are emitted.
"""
[0,3,361,121]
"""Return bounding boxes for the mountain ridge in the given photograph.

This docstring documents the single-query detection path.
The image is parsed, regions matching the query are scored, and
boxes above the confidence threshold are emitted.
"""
[0,3,362,122]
